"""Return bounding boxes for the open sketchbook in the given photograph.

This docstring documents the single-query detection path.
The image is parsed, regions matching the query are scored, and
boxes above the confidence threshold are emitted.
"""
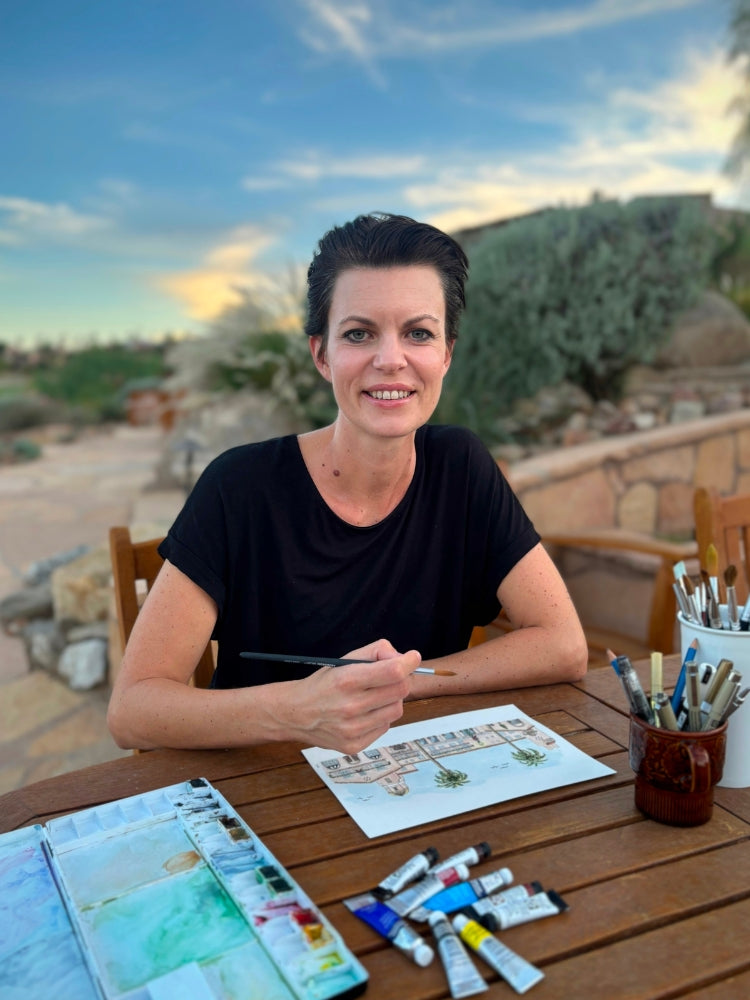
[302,704,616,838]
[0,778,368,1000]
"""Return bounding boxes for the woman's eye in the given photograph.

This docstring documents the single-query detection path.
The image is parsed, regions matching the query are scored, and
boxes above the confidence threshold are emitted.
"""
[343,329,370,343]
[409,328,435,342]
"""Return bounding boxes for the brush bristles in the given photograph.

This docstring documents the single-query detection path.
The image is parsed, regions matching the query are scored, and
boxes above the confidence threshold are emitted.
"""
[725,563,737,587]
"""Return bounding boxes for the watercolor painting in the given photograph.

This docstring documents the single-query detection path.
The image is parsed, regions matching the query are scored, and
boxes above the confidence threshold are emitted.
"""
[302,704,616,838]
[0,826,99,1000]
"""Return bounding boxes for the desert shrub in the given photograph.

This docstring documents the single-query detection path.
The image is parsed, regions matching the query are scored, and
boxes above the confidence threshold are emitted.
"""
[32,344,167,421]
[0,395,65,431]
[437,197,714,441]
[166,284,337,430]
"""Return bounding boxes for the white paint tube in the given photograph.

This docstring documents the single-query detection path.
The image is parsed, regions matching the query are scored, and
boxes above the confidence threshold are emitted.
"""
[428,841,491,875]
[452,914,544,995]
[428,910,488,998]
[387,863,470,917]
[470,889,568,932]
[372,846,439,898]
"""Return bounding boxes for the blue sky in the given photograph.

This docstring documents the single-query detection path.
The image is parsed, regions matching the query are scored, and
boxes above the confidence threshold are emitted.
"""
[0,0,743,346]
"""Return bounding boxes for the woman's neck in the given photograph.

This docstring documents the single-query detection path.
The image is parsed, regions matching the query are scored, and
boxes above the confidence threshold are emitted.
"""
[298,423,417,526]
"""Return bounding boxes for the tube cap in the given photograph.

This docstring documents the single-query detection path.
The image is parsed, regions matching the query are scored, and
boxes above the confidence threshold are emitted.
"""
[452,913,469,933]
[414,943,435,967]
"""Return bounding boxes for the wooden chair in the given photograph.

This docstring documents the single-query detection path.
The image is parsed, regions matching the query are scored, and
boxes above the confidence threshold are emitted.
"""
[109,526,215,689]
[470,525,698,664]
[694,486,750,606]
[542,528,698,662]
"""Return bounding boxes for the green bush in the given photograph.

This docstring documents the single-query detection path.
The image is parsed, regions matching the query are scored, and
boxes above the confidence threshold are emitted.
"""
[437,197,714,441]
[0,395,65,432]
[32,345,167,421]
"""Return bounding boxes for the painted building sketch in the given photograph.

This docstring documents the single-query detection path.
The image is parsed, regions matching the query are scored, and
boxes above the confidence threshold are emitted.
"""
[302,705,616,838]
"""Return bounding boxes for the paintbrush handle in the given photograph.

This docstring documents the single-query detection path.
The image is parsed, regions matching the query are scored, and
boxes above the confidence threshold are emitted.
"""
[239,652,453,676]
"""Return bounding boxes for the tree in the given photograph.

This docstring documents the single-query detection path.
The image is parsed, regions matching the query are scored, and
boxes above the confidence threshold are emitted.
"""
[726,0,750,176]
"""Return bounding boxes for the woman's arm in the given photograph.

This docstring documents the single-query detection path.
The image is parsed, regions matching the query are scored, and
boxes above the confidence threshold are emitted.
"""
[107,560,420,754]
[406,542,588,698]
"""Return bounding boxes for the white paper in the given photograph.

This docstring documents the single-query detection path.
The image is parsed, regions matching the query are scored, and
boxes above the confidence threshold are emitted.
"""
[302,704,616,838]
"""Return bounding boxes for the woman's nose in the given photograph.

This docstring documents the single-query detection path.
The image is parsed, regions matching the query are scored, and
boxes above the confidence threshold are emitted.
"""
[373,333,407,370]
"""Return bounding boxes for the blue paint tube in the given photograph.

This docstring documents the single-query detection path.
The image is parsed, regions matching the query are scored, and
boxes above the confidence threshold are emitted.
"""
[408,867,515,922]
[343,892,434,967]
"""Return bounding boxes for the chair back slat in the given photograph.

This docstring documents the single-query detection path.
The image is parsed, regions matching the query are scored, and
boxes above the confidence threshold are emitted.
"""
[694,487,750,607]
[109,526,214,688]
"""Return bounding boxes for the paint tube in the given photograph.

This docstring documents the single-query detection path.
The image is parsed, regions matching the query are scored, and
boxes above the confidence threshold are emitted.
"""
[429,842,491,875]
[428,910,488,998]
[463,882,544,928]
[452,914,544,995]
[372,846,439,898]
[469,889,568,931]
[343,892,434,967]
[387,863,470,917]
[409,867,515,922]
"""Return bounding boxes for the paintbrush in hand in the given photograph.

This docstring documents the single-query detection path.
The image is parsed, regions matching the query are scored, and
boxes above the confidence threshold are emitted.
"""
[725,564,741,631]
[239,652,456,675]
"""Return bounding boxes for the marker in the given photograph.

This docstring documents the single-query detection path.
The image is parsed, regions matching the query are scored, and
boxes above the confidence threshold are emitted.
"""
[671,639,698,714]
[685,662,703,731]
[607,651,654,723]
[654,692,679,731]
[239,651,455,676]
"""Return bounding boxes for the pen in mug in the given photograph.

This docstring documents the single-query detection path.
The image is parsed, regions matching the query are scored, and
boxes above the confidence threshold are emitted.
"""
[239,651,457,676]
[685,662,703,731]
[653,692,680,731]
[701,672,740,731]
[671,639,698,714]
[607,650,654,724]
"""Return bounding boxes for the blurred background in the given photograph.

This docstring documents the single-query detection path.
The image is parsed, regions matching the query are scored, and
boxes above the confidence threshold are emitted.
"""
[3,0,750,790]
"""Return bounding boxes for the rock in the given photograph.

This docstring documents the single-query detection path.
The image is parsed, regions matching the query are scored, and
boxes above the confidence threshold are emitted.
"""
[51,547,112,625]
[57,638,108,690]
[67,621,110,643]
[655,291,750,367]
[23,543,90,586]
[0,583,53,626]
[22,619,65,671]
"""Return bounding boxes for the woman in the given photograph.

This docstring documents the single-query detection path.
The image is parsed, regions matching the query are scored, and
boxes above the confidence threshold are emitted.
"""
[108,213,587,753]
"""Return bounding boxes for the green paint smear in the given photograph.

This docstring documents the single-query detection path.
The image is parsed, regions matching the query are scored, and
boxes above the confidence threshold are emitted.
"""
[83,866,252,993]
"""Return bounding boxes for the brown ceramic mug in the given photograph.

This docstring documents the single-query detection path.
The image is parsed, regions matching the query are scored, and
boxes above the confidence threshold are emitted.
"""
[628,714,727,826]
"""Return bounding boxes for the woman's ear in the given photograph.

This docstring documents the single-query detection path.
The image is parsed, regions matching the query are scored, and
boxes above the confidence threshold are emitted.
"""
[443,339,454,374]
[309,335,331,381]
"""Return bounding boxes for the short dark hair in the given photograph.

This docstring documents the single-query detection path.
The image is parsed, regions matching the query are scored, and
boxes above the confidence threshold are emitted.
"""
[305,213,469,345]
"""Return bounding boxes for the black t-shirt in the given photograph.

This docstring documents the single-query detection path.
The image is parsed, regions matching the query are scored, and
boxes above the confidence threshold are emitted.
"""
[158,425,539,688]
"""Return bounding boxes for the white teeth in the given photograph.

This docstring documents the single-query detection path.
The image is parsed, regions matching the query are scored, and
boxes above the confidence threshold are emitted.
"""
[369,390,411,400]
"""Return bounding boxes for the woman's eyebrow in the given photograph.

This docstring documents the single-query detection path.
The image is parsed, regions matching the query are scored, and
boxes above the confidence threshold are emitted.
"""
[336,312,441,329]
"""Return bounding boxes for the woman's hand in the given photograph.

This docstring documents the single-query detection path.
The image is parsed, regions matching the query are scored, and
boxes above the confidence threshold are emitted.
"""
[281,639,421,754]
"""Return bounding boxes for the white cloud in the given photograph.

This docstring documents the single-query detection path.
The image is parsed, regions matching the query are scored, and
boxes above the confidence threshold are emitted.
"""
[297,0,707,67]
[243,152,426,190]
[398,45,745,233]
[156,225,282,320]
[0,196,110,242]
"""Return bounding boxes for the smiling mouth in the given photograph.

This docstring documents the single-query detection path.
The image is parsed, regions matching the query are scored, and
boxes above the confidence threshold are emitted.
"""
[365,389,414,400]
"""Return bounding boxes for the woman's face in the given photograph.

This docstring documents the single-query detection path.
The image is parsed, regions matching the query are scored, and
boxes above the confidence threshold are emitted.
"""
[310,265,452,442]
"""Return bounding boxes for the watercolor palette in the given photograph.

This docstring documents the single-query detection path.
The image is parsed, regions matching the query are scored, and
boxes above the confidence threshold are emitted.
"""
[0,778,368,1000]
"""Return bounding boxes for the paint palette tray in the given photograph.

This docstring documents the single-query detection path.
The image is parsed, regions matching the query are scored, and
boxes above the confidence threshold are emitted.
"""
[0,778,368,1000]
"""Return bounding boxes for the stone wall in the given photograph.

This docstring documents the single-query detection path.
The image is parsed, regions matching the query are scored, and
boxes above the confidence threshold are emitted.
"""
[508,410,750,651]
[510,410,750,538]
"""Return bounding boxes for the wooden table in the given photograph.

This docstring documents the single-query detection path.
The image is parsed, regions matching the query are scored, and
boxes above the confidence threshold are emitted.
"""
[2,657,749,999]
